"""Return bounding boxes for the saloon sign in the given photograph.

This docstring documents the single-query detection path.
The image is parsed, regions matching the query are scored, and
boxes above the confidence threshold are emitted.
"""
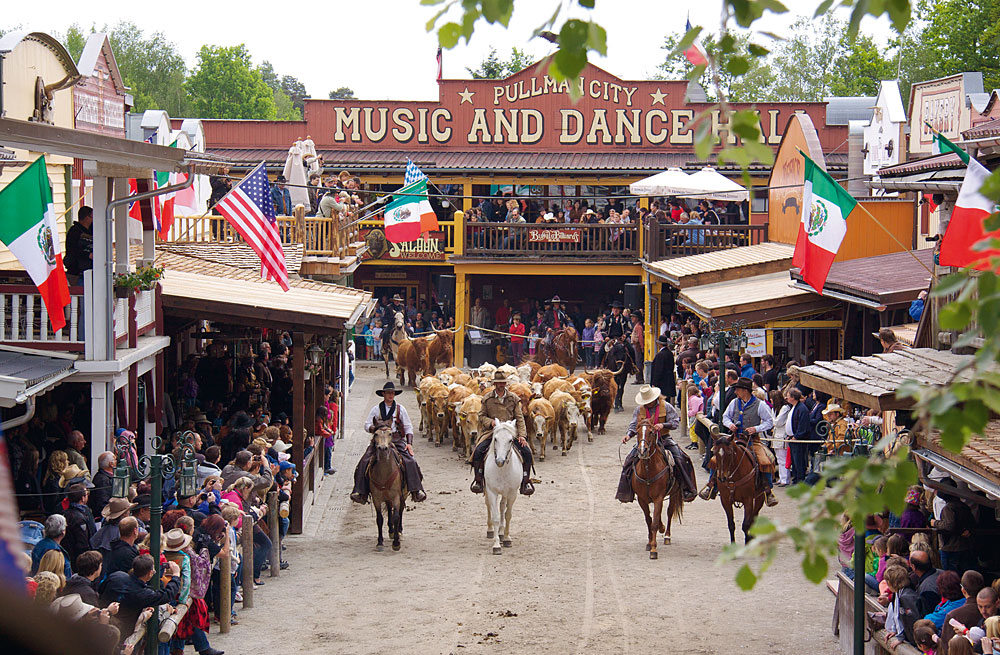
[362,228,447,262]
[300,62,843,154]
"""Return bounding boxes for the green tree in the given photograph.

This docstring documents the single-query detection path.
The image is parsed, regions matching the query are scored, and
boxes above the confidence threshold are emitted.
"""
[466,46,533,79]
[186,44,276,120]
[280,75,309,113]
[105,21,190,115]
[328,87,356,99]
[923,0,1000,89]
[63,23,88,61]
[768,15,843,101]
[829,31,894,97]
[657,31,774,101]
[258,61,306,119]
[272,88,302,120]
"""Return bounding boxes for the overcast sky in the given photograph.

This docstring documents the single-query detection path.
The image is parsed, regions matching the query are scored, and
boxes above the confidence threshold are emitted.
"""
[6,0,894,101]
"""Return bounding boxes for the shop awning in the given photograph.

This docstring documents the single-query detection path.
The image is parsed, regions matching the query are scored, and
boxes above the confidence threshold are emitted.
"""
[790,249,934,308]
[676,271,836,324]
[796,347,977,412]
[159,268,372,333]
[0,347,76,407]
[912,446,1000,501]
[680,167,750,201]
[646,242,794,288]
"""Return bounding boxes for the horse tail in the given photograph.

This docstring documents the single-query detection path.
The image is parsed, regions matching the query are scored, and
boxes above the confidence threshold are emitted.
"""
[668,482,684,525]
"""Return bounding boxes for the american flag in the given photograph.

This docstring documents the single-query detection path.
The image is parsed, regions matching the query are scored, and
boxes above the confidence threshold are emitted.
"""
[404,159,427,186]
[215,163,290,291]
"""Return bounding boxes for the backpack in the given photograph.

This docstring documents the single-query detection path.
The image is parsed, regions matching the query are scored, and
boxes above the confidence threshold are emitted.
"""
[189,547,212,599]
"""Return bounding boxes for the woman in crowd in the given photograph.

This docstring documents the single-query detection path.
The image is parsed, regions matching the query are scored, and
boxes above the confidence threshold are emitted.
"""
[769,390,791,487]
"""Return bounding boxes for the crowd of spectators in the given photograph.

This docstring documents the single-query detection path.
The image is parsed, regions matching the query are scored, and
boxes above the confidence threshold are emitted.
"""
[7,334,338,654]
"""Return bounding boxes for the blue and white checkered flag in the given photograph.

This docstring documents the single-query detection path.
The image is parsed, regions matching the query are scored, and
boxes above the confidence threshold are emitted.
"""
[404,159,427,186]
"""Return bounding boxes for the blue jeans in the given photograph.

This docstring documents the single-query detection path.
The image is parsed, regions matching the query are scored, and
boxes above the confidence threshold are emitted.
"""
[324,444,334,471]
[253,528,271,580]
[865,573,879,591]
[940,550,974,575]
[171,627,211,652]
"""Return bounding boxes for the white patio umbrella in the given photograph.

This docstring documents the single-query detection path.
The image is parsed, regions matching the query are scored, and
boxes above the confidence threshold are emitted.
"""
[629,167,694,196]
[681,167,749,202]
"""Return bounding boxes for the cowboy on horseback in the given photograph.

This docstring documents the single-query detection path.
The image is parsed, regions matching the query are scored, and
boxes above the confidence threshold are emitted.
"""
[350,382,427,504]
[541,296,571,363]
[616,385,699,503]
[469,372,535,496]
[381,294,405,355]
[698,377,778,507]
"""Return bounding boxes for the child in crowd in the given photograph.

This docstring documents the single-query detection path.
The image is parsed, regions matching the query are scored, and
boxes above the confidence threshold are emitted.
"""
[371,320,383,360]
[884,565,915,651]
[582,318,596,368]
[900,486,928,541]
[362,323,373,360]
[913,624,939,654]
[686,384,703,447]
[866,535,889,591]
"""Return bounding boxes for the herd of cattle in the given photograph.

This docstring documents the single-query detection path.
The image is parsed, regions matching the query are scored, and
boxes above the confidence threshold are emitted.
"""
[412,361,620,462]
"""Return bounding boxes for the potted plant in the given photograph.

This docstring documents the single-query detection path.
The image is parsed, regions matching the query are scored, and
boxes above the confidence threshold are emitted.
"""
[113,265,165,297]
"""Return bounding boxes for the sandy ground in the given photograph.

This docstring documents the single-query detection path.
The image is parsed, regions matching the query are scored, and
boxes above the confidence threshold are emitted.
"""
[211,365,839,655]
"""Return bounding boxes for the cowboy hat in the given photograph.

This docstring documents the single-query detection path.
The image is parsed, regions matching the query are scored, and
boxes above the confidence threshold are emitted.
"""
[549,295,562,303]
[275,175,287,182]
[50,594,97,622]
[58,465,89,489]
[272,439,292,453]
[375,381,403,396]
[657,334,671,346]
[132,493,151,509]
[732,377,754,392]
[634,384,662,406]
[101,496,136,521]
[822,404,843,415]
[163,528,192,551]
[184,409,210,424]
[492,371,508,383]
[391,294,404,303]
[584,209,596,215]
[229,412,254,431]
[543,212,555,221]
[611,300,624,309]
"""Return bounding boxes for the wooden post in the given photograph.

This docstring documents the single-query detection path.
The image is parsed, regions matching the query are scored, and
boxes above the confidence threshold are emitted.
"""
[240,520,254,609]
[158,598,191,643]
[306,359,317,495]
[268,491,281,578]
[219,537,231,634]
[291,331,305,534]
[679,379,689,443]
[454,271,468,367]
[294,204,306,247]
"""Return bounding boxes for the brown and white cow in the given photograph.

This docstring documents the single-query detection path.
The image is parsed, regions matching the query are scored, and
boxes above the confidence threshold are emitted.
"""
[426,383,452,446]
[446,384,473,450]
[424,330,454,375]
[416,376,442,435]
[527,397,556,461]
[549,390,581,456]
[455,394,484,460]
[533,363,569,385]
[395,339,423,387]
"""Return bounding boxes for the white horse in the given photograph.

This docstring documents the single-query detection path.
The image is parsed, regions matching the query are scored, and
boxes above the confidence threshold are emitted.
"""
[484,418,523,555]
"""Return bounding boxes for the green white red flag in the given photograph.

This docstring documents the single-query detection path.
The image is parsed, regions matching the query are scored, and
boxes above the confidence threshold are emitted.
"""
[153,139,197,240]
[0,157,71,331]
[383,178,437,243]
[926,124,1000,269]
[793,153,855,294]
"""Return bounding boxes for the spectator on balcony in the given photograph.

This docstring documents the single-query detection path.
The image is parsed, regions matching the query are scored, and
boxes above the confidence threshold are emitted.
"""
[64,431,90,480]
[319,187,348,219]
[64,205,94,285]
[209,168,232,215]
[272,175,293,216]
[698,201,721,225]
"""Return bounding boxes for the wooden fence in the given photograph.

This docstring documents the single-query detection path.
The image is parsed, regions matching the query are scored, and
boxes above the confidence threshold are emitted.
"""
[643,222,769,261]
[463,222,640,260]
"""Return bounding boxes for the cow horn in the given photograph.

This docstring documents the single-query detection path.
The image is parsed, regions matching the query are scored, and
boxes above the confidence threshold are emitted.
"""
[611,361,626,376]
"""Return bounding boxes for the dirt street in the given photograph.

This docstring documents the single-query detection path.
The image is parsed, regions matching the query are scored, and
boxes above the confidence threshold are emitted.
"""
[211,365,839,655]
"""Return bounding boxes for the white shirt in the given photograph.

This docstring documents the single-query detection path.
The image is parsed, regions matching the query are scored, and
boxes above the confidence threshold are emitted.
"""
[722,395,775,432]
[365,401,414,438]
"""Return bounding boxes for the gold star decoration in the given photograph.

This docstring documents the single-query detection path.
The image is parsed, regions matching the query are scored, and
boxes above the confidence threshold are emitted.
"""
[650,88,667,106]
[458,88,475,105]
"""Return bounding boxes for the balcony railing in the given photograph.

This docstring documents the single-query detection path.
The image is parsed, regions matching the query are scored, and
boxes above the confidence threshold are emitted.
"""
[167,209,360,260]
[0,284,85,351]
[463,222,639,261]
[114,288,158,348]
[643,222,769,261]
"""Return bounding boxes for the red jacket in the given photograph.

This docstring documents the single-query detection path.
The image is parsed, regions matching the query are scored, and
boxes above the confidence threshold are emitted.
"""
[509,322,526,345]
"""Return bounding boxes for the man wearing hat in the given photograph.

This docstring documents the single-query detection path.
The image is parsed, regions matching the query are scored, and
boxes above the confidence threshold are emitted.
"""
[351,382,427,504]
[616,385,698,503]
[606,299,629,341]
[650,334,677,402]
[90,496,136,553]
[381,294,406,356]
[540,296,571,362]
[469,371,534,496]
[271,174,292,215]
[821,403,851,456]
[699,376,779,506]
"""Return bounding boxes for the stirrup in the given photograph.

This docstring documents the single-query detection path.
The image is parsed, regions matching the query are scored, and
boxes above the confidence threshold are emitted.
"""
[698,482,714,501]
[470,478,484,494]
[520,478,534,496]
[765,489,778,507]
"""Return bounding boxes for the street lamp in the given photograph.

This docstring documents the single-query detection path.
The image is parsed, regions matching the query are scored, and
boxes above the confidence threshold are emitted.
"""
[112,430,197,655]
[307,343,324,367]
[698,319,749,423]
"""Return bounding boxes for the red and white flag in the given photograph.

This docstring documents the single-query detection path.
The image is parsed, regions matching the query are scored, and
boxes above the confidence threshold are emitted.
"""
[683,18,708,67]
[215,163,290,291]
[436,46,443,83]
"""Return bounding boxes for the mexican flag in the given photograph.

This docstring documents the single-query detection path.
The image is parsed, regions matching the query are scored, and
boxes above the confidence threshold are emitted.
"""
[927,125,1000,269]
[0,157,71,331]
[793,153,855,294]
[153,139,197,240]
[383,178,438,243]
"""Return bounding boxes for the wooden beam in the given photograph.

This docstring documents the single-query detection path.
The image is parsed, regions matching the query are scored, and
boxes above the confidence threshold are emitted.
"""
[290,331,306,535]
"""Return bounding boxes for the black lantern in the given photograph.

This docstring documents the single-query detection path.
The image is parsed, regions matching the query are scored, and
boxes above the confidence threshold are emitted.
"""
[111,458,130,498]
[307,343,324,366]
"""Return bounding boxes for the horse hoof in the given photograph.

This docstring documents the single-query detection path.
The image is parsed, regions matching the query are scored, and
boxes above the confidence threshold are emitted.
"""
[663,537,671,545]
[561,451,567,456]
[539,455,545,461]
[392,543,400,551]
[502,539,512,547]
[588,436,594,442]
[650,551,658,560]
[376,544,384,552]
[486,531,494,539]
[492,547,502,555]
[645,544,651,551]
[435,442,441,447]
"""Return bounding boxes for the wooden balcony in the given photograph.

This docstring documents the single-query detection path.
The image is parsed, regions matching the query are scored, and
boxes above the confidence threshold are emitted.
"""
[643,222,769,262]
[0,284,85,351]
[167,208,364,276]
[461,222,640,262]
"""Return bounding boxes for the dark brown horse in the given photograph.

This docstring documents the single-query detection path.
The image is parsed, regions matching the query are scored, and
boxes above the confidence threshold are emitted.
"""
[535,327,579,373]
[631,418,684,559]
[711,432,764,544]
[368,427,406,551]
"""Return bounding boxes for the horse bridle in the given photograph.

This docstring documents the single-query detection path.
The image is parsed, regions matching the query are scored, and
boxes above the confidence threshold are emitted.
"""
[368,429,403,492]
[633,423,671,486]
[713,435,757,490]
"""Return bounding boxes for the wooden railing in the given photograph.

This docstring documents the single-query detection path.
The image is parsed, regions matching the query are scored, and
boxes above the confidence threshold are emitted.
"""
[167,210,360,260]
[359,218,458,256]
[463,222,640,261]
[643,222,768,261]
[0,284,85,351]
[114,288,158,347]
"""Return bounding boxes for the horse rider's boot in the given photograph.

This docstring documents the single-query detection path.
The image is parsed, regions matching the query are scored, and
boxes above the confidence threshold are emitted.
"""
[764,488,778,507]
[412,490,427,502]
[697,479,717,501]
[470,464,485,494]
[520,473,535,496]
[350,491,367,504]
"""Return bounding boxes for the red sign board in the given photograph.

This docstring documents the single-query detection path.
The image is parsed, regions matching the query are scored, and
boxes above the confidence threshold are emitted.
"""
[528,228,581,243]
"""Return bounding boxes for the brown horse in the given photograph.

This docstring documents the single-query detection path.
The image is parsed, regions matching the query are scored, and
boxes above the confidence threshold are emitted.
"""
[535,327,579,373]
[631,418,684,559]
[711,432,765,544]
[368,427,407,551]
